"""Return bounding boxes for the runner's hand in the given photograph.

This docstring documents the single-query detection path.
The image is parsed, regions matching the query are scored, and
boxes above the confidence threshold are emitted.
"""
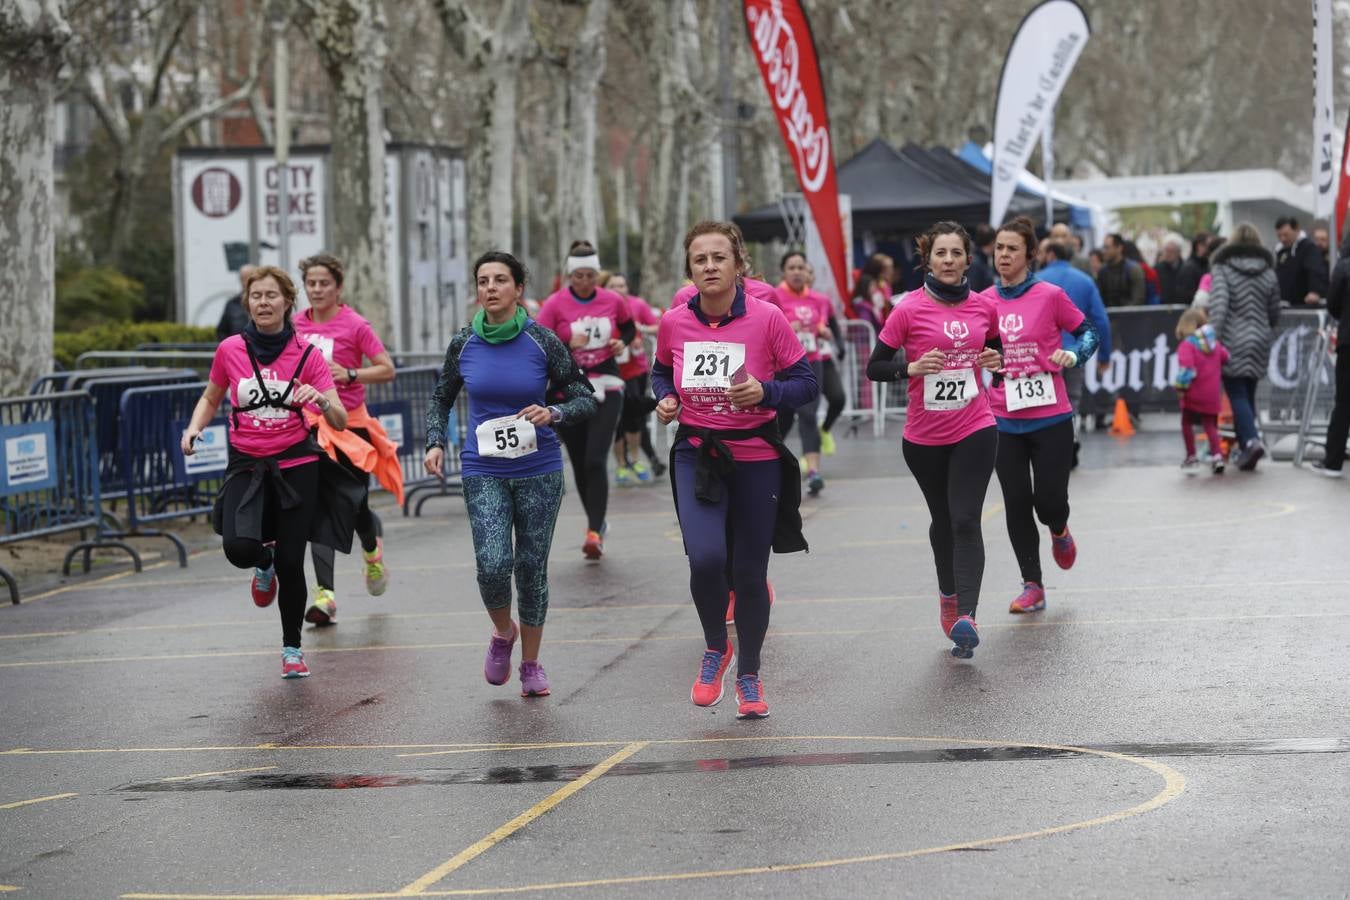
[291,382,325,408]
[977,348,1002,371]
[327,360,346,382]
[728,375,764,409]
[907,348,945,377]
[656,395,680,425]
[1049,349,1077,369]
[608,339,625,354]
[425,447,444,476]
[180,429,200,456]
[570,331,588,349]
[518,405,554,426]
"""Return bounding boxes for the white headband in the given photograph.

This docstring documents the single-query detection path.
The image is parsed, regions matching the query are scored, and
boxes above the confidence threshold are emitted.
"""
[566,254,601,274]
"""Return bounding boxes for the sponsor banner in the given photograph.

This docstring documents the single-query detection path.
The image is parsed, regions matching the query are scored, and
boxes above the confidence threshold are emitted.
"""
[1313,0,1336,220]
[1335,110,1350,243]
[0,422,57,496]
[990,0,1089,226]
[743,0,850,305]
[173,419,229,480]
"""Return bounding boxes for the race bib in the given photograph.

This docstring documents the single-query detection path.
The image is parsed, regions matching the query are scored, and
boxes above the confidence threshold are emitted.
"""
[1005,371,1057,412]
[236,376,293,420]
[680,341,747,392]
[573,316,612,350]
[305,334,335,361]
[922,368,977,411]
[797,331,818,354]
[475,415,538,459]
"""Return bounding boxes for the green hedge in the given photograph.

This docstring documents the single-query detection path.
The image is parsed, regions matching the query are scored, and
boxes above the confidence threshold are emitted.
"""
[54,322,216,369]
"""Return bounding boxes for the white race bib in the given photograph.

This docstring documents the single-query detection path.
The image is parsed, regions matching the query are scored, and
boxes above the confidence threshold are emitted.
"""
[797,331,818,354]
[475,415,538,459]
[1005,371,1057,412]
[573,316,612,350]
[305,334,335,361]
[922,368,977,411]
[236,376,293,420]
[680,341,747,391]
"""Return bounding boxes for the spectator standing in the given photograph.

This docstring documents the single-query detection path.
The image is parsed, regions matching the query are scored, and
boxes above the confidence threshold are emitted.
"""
[1088,248,1103,280]
[1208,222,1282,471]
[968,223,997,292]
[1050,223,1092,274]
[1096,234,1145,307]
[1124,241,1161,304]
[1313,224,1331,267]
[216,264,255,341]
[1314,234,1350,477]
[1274,216,1328,307]
[1176,233,1212,305]
[848,253,894,327]
[1156,240,1184,304]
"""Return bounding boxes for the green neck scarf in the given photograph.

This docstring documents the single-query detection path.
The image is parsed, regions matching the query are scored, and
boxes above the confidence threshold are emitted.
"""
[473,306,527,344]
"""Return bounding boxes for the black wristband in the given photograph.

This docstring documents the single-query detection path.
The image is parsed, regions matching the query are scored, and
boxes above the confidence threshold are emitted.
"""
[347,367,358,383]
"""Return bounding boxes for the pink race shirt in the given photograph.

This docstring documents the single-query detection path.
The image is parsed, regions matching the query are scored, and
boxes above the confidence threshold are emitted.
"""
[209,334,335,464]
[293,304,386,410]
[656,294,805,461]
[617,295,660,380]
[537,286,633,383]
[878,289,999,446]
[774,284,832,362]
[671,277,779,311]
[983,281,1085,420]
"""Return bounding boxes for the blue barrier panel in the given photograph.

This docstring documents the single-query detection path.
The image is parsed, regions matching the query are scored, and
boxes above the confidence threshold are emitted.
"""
[0,390,139,604]
[107,382,226,566]
[366,364,467,516]
[76,370,200,505]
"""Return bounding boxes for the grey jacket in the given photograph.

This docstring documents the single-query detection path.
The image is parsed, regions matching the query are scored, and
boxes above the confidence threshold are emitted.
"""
[1207,244,1281,380]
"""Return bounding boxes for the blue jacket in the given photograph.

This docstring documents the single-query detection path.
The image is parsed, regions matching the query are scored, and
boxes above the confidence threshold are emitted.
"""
[1039,259,1113,359]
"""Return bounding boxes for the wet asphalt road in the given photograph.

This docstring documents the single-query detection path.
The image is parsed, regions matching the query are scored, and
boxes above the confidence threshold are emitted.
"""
[1,421,1348,899]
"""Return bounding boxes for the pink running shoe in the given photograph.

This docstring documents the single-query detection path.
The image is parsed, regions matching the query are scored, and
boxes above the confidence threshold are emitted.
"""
[1050,527,1077,570]
[691,646,735,707]
[484,622,518,685]
[519,660,550,697]
[1009,582,1046,614]
[940,591,959,637]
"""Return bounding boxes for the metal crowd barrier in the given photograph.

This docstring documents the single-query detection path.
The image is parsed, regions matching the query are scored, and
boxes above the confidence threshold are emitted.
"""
[1292,313,1341,466]
[835,319,886,437]
[366,364,468,516]
[0,390,138,604]
[76,350,217,370]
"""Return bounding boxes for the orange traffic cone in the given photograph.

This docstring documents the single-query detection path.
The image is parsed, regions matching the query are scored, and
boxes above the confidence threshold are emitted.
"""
[1109,397,1135,437]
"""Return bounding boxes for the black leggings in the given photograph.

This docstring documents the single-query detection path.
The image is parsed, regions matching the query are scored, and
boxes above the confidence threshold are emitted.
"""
[614,374,659,464]
[902,427,997,617]
[1325,347,1349,470]
[220,461,319,648]
[312,427,380,591]
[821,359,846,433]
[777,360,824,455]
[560,390,623,532]
[994,419,1075,586]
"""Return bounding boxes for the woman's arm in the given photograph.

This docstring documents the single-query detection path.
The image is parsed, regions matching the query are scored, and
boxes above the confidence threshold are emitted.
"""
[354,350,396,385]
[180,382,227,455]
[866,339,907,382]
[425,334,467,449]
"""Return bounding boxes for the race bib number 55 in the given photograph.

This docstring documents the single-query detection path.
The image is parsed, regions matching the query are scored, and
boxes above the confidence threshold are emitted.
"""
[475,415,538,459]
[680,341,747,391]
[922,368,977,411]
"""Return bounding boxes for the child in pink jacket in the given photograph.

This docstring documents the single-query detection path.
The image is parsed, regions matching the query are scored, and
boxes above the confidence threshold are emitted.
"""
[1172,308,1230,474]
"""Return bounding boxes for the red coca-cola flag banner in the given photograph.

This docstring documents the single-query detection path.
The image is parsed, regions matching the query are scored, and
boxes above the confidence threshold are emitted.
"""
[1335,109,1350,246]
[743,0,849,305]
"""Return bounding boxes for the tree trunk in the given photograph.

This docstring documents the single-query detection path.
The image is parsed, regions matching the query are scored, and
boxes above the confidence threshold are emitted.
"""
[0,0,70,395]
[555,0,609,260]
[298,0,392,342]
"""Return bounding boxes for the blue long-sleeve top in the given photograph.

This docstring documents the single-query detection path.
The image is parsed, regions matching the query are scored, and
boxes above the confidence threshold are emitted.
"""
[1039,259,1112,360]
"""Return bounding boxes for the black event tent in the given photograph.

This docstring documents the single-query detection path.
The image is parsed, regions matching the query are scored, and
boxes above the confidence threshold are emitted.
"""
[733,138,1068,242]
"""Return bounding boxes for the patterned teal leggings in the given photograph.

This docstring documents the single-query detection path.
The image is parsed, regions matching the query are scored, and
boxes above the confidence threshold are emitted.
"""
[461,470,565,627]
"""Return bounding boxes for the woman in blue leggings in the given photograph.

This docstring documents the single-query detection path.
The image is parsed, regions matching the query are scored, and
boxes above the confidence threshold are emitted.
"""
[425,251,597,697]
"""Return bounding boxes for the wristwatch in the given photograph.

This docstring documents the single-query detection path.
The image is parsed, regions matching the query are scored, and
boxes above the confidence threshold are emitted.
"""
[317,397,331,412]
[346,367,358,383]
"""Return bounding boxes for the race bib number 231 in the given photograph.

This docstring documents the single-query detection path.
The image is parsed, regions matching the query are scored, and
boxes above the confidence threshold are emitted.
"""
[680,341,747,391]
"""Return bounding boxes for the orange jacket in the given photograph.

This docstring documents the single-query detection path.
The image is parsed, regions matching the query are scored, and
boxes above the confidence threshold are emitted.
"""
[305,403,405,506]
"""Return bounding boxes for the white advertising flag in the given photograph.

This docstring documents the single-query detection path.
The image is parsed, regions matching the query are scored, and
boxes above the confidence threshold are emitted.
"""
[1312,0,1336,219]
[990,0,1090,227]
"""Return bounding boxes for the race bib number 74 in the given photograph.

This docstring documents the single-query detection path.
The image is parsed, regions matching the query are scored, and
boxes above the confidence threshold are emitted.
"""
[680,341,747,391]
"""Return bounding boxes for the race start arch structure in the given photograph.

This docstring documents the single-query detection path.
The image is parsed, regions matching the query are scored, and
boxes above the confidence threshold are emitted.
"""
[173,143,469,356]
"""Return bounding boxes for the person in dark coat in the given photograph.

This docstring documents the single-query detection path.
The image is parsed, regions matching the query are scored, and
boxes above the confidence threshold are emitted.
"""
[1275,216,1328,307]
[1176,233,1212,305]
[1155,240,1184,304]
[216,264,256,341]
[1314,235,1350,476]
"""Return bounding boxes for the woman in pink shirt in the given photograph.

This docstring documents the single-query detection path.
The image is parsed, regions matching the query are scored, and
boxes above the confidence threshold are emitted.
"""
[181,267,349,679]
[774,250,834,496]
[653,221,818,719]
[601,272,665,484]
[537,241,636,559]
[293,253,397,625]
[984,216,1099,616]
[865,222,1003,658]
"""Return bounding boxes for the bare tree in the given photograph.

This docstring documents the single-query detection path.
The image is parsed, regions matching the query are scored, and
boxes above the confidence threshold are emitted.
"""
[432,0,532,251]
[70,0,266,267]
[292,0,391,339]
[0,0,72,394]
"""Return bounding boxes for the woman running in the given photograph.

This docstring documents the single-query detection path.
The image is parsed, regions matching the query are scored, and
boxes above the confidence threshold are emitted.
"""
[774,250,833,496]
[652,221,817,719]
[182,266,351,678]
[983,216,1099,615]
[293,253,398,625]
[601,272,665,484]
[537,241,635,559]
[424,251,597,697]
[866,222,1003,658]
[806,263,849,456]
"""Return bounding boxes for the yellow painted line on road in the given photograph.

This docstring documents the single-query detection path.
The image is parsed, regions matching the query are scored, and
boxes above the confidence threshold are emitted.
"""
[17,561,172,605]
[0,792,77,810]
[0,885,21,892]
[162,766,278,782]
[396,741,649,894]
[981,502,1003,523]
